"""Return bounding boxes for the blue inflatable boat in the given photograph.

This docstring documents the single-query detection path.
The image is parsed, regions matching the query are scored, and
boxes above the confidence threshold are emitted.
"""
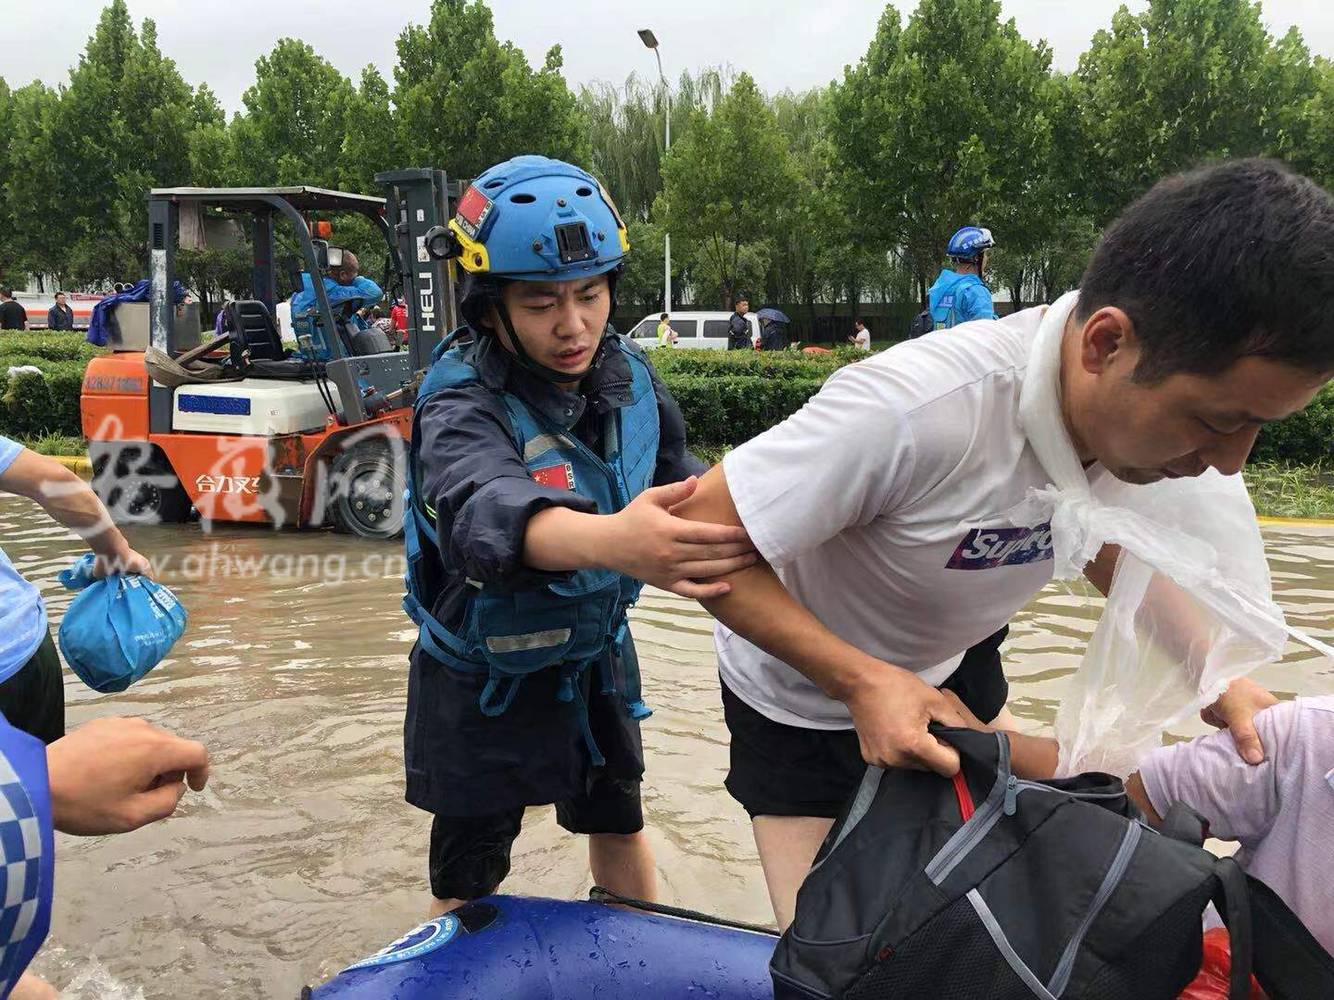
[310,892,777,999]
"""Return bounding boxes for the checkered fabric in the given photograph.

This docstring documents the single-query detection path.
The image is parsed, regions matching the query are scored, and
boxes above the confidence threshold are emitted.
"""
[0,749,44,999]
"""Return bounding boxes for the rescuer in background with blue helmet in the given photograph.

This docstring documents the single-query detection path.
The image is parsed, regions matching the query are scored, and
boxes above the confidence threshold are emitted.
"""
[928,225,998,329]
[402,155,756,917]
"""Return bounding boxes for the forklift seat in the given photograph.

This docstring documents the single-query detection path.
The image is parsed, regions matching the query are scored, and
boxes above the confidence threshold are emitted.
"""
[226,300,285,365]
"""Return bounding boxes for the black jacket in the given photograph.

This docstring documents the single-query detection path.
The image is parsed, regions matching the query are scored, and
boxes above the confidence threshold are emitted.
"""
[0,300,26,331]
[46,305,74,331]
[727,311,750,350]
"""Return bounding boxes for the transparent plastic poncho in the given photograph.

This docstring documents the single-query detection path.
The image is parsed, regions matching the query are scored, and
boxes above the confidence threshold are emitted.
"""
[1010,292,1321,777]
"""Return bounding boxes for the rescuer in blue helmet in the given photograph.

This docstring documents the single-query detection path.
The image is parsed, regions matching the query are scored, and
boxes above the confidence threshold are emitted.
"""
[928,225,998,329]
[403,155,755,916]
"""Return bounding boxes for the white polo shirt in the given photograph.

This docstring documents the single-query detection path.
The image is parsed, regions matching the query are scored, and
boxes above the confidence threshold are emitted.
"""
[719,305,1118,729]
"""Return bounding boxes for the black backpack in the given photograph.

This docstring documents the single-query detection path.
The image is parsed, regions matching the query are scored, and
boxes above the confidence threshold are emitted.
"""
[908,308,934,339]
[771,727,1333,1000]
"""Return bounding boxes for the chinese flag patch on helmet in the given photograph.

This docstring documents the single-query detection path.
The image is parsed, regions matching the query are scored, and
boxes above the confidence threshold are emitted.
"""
[455,185,495,241]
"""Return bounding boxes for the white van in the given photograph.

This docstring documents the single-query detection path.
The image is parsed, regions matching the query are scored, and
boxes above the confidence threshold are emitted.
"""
[625,310,761,350]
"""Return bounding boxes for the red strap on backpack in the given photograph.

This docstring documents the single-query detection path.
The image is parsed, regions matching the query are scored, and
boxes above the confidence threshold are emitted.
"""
[952,770,975,822]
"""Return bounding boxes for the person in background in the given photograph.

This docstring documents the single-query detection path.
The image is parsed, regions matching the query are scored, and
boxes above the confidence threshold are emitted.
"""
[371,306,396,340]
[391,297,409,343]
[4,714,210,1000]
[0,291,27,332]
[289,249,383,360]
[44,294,73,333]
[759,314,787,352]
[728,298,752,351]
[0,437,152,745]
[849,318,872,352]
[656,313,679,347]
[928,226,998,330]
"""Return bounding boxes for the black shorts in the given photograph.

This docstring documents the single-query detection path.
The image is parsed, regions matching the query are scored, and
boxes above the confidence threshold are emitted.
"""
[427,770,644,901]
[0,632,65,745]
[722,627,1009,820]
[406,636,647,819]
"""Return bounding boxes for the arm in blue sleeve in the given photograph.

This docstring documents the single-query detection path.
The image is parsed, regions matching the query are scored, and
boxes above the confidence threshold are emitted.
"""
[965,282,997,322]
[417,387,598,588]
[0,717,55,992]
[316,277,385,311]
[354,276,384,305]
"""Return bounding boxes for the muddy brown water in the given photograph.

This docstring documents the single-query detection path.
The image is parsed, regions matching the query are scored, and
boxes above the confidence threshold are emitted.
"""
[2,494,1330,997]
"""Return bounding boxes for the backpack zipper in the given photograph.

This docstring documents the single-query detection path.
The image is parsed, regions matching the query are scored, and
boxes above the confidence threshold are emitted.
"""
[1004,780,1124,816]
[926,732,1011,885]
[1046,821,1142,996]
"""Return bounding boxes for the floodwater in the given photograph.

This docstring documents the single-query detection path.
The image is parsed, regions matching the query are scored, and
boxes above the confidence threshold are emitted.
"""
[1,495,1330,997]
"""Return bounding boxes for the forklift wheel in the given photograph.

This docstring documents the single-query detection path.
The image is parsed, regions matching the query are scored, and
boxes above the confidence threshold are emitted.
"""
[328,442,406,540]
[93,451,193,525]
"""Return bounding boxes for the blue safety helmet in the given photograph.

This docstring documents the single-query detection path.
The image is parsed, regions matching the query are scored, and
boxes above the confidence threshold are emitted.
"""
[447,155,629,282]
[946,226,996,262]
[429,155,631,382]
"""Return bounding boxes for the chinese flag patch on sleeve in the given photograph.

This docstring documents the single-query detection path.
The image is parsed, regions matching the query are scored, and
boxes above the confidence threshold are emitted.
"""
[531,462,576,491]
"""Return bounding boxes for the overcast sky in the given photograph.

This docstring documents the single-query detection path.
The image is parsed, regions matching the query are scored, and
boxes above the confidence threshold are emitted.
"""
[8,1,1334,114]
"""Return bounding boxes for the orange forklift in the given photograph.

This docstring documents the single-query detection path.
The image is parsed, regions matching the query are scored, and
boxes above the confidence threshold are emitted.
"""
[81,170,459,538]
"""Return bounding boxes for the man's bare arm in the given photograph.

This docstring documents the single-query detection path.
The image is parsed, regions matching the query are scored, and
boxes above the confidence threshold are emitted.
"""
[1,449,151,576]
[673,464,967,774]
[1082,541,1272,764]
[939,691,1163,824]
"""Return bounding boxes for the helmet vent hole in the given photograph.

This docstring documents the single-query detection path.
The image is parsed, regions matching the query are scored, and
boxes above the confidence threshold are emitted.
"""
[484,178,505,189]
[576,186,593,197]
[510,193,537,204]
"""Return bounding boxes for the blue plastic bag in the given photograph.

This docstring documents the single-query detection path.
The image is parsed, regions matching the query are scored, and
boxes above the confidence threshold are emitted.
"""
[56,554,188,693]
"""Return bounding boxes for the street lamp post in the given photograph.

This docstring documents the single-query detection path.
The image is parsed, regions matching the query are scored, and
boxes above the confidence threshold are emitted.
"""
[638,28,671,316]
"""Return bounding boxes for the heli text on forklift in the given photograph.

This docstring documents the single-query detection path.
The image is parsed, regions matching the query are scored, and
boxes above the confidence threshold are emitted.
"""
[80,169,459,539]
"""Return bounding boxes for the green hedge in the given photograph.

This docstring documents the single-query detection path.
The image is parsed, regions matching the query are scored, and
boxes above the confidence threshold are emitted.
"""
[1250,383,1334,465]
[0,356,86,439]
[664,373,828,447]
[649,347,856,448]
[0,333,95,439]
[649,347,859,448]
[650,346,856,381]
[0,331,102,364]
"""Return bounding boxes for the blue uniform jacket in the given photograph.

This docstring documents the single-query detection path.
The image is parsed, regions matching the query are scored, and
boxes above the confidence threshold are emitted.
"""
[290,273,383,359]
[928,269,996,328]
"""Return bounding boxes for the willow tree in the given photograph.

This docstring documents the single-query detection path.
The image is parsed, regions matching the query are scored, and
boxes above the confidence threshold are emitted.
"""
[658,73,800,308]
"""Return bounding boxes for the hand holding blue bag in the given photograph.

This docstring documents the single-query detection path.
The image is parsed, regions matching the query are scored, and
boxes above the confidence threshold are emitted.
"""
[56,554,188,693]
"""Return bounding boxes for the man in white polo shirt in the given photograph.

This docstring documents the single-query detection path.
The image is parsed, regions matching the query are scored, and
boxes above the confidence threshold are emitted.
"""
[675,158,1334,928]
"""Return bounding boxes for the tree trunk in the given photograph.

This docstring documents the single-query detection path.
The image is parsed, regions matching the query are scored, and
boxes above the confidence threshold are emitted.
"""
[1008,269,1024,312]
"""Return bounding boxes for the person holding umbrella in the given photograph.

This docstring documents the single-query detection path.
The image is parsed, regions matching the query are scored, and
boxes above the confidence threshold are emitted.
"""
[756,308,790,351]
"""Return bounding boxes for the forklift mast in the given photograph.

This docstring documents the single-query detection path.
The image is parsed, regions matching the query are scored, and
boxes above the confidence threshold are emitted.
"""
[376,169,461,374]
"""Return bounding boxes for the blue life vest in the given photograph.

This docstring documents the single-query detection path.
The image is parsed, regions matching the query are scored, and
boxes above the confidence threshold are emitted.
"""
[402,332,660,763]
[928,270,991,329]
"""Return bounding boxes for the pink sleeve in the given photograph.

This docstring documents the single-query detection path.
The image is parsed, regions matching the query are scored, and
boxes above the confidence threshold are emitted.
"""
[1137,703,1294,842]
